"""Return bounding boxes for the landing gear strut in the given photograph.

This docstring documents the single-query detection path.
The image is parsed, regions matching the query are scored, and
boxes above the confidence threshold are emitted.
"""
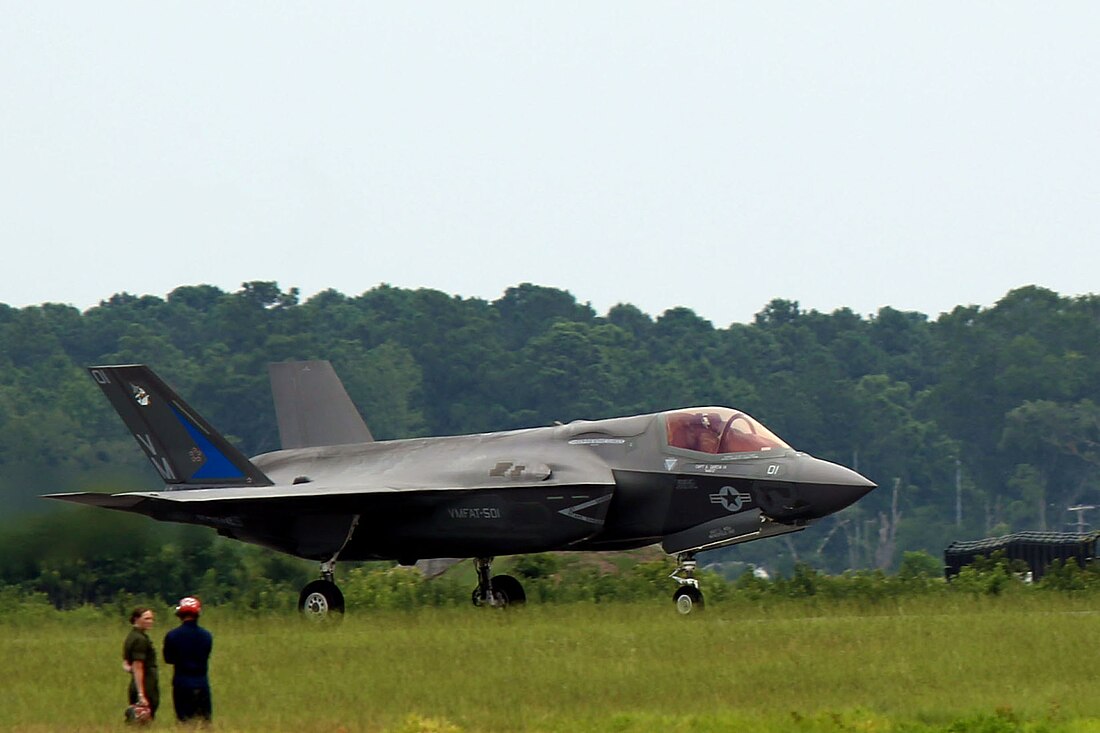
[670,552,704,615]
[471,557,526,609]
[298,516,358,620]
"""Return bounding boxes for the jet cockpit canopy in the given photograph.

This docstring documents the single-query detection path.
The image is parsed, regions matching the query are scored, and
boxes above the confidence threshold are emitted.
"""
[664,407,790,455]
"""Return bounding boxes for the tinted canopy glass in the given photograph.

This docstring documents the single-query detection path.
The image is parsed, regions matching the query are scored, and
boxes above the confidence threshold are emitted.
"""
[664,408,790,454]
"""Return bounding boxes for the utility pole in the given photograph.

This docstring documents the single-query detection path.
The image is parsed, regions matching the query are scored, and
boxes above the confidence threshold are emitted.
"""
[955,459,963,526]
[1067,505,1095,534]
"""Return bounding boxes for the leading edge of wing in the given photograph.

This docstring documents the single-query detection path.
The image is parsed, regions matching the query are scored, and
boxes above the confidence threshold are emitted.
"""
[43,452,617,506]
[44,480,581,506]
[42,492,149,509]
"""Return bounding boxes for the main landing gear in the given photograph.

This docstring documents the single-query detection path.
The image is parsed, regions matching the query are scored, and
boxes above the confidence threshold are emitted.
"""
[299,515,358,620]
[470,557,527,609]
[299,560,345,620]
[670,552,704,615]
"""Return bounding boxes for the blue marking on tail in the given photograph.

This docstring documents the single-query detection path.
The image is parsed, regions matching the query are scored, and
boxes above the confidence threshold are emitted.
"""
[170,406,246,480]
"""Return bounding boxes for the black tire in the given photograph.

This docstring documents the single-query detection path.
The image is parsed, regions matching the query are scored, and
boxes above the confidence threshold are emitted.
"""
[491,574,527,606]
[299,579,345,619]
[673,586,704,615]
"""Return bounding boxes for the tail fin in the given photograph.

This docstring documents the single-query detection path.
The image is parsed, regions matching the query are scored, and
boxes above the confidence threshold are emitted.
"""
[268,360,373,449]
[89,365,273,488]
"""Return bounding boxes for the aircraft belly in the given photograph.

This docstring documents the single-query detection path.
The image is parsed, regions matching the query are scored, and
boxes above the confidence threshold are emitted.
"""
[339,484,615,560]
[142,504,308,558]
[121,483,615,561]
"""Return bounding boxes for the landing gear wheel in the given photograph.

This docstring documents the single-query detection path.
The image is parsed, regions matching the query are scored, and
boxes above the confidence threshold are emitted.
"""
[673,586,704,615]
[470,562,526,608]
[471,586,510,608]
[299,579,345,620]
[491,574,526,606]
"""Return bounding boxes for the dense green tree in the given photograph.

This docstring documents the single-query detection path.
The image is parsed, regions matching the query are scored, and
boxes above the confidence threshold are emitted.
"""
[1,280,1098,594]
[494,283,596,350]
[332,341,426,439]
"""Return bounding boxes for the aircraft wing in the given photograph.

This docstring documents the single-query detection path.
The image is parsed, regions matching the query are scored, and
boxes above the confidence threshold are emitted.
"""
[43,483,443,510]
[43,492,149,510]
[41,466,614,511]
[44,437,617,515]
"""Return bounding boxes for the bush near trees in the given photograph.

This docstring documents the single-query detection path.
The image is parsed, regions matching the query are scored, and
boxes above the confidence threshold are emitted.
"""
[1,540,1096,618]
[1,282,1099,602]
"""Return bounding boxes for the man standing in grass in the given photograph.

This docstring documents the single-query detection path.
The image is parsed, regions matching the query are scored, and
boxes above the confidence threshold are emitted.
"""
[163,596,214,724]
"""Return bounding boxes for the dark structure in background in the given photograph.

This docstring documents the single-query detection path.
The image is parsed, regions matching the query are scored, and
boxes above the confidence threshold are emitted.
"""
[944,531,1099,580]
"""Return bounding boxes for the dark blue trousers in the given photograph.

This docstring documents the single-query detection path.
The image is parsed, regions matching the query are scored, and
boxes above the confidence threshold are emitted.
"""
[172,685,212,723]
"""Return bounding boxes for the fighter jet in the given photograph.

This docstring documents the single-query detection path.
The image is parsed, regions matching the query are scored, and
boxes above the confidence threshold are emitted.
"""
[45,361,875,616]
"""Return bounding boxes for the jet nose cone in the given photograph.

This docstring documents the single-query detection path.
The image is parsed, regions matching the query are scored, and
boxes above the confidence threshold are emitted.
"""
[800,457,876,516]
[755,456,876,521]
[802,457,877,491]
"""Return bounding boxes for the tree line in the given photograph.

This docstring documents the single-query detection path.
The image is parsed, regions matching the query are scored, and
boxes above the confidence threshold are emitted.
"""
[1,281,1098,594]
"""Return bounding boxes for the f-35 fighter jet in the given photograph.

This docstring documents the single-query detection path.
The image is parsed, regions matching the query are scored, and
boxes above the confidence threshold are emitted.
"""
[46,361,875,616]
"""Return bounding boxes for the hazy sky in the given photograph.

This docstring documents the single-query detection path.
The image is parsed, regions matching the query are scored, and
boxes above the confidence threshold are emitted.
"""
[3,3,1098,326]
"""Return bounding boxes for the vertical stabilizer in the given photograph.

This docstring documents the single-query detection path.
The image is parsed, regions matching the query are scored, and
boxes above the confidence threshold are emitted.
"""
[88,365,273,487]
[269,361,374,449]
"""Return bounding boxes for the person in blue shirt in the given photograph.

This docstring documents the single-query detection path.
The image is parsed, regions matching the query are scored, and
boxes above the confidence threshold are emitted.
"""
[162,596,214,724]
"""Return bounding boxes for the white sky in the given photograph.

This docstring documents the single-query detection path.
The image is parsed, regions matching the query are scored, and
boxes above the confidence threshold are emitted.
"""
[2,3,1098,326]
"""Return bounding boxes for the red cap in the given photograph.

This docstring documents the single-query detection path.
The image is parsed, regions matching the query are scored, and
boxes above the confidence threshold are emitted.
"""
[176,596,202,616]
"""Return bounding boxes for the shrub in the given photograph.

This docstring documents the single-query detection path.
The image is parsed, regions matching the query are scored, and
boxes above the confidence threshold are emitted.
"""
[948,552,1027,596]
[1038,558,1099,592]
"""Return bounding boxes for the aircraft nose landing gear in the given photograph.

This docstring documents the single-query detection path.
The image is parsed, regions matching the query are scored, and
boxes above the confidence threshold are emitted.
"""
[471,557,527,609]
[671,553,704,614]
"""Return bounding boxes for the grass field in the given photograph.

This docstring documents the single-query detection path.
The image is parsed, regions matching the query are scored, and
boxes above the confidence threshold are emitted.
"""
[2,595,1098,732]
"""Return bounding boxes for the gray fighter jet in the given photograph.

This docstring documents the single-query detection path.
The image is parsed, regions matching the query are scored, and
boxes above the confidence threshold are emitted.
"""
[45,361,875,616]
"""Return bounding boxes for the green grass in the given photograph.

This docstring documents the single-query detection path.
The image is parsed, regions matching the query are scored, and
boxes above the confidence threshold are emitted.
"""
[2,596,1098,732]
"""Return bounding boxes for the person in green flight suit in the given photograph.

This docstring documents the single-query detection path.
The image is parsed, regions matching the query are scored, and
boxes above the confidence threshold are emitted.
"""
[123,607,159,720]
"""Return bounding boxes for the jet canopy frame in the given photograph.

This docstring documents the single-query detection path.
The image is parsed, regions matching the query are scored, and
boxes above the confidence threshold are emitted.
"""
[663,407,790,455]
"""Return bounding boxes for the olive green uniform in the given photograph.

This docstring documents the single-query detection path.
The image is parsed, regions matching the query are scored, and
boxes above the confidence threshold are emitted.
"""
[123,628,160,715]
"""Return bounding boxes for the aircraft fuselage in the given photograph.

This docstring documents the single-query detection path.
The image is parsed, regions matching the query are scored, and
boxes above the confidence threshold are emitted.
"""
[140,412,874,564]
[47,363,877,615]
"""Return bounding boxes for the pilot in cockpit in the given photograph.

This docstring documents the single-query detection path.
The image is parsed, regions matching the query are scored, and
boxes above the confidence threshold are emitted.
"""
[688,412,722,454]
